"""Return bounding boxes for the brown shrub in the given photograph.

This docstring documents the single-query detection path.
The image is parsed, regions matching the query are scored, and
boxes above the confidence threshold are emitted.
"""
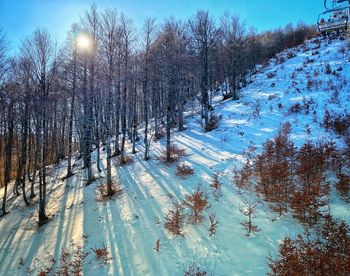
[91,244,112,265]
[336,173,350,200]
[210,173,222,201]
[288,98,314,115]
[255,134,295,215]
[325,113,350,136]
[290,181,330,224]
[267,71,276,79]
[208,213,218,237]
[154,128,165,141]
[323,110,331,129]
[233,145,256,191]
[344,138,350,167]
[304,57,315,65]
[288,102,302,114]
[96,181,123,202]
[55,241,88,276]
[291,142,330,224]
[306,79,315,91]
[183,185,210,224]
[286,51,296,59]
[154,238,160,252]
[184,259,208,276]
[118,155,133,166]
[176,163,194,178]
[164,201,186,236]
[321,139,343,173]
[269,215,350,276]
[240,199,260,236]
[281,122,292,136]
[205,113,221,132]
[159,145,187,164]
[325,63,332,74]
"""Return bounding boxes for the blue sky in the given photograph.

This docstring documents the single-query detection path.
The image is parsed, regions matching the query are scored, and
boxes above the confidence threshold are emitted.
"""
[0,0,324,52]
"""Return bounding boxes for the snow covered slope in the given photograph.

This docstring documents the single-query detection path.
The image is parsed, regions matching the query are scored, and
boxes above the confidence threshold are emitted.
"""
[0,37,349,276]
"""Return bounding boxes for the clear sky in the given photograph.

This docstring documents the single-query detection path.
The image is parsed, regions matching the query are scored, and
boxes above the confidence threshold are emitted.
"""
[0,0,324,53]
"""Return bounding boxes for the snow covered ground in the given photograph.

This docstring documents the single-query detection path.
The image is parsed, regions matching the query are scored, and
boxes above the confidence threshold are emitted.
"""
[0,37,349,276]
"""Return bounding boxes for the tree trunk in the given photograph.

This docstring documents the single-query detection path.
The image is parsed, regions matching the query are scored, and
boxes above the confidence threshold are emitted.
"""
[1,102,15,216]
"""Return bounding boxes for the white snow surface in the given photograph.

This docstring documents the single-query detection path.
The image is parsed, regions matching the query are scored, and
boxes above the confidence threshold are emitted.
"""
[1,37,350,276]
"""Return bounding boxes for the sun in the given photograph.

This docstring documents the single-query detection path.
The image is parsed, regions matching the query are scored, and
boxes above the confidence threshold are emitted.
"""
[76,34,92,51]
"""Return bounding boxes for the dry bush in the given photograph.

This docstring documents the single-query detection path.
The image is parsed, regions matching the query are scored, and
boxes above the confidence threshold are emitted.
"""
[290,181,330,224]
[344,138,350,167]
[240,200,260,236]
[176,163,194,178]
[159,145,187,164]
[288,102,302,114]
[338,47,346,55]
[96,181,123,203]
[269,215,350,276]
[296,142,325,185]
[205,113,221,132]
[323,110,331,129]
[154,128,165,141]
[208,213,218,237]
[324,112,350,136]
[183,185,210,224]
[164,201,186,236]
[291,142,329,224]
[255,134,295,216]
[252,101,261,118]
[268,94,277,100]
[184,259,208,276]
[118,155,133,166]
[154,238,160,252]
[267,71,276,79]
[281,122,292,136]
[289,71,297,79]
[239,131,337,222]
[288,98,314,115]
[233,146,256,191]
[286,51,296,59]
[55,241,89,276]
[35,253,56,276]
[91,244,112,265]
[306,78,315,91]
[325,63,332,74]
[336,173,350,200]
[322,139,343,173]
[303,57,314,65]
[210,173,222,201]
[276,56,285,64]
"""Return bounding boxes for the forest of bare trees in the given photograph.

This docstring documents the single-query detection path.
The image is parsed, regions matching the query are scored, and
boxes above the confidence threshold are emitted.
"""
[0,4,315,224]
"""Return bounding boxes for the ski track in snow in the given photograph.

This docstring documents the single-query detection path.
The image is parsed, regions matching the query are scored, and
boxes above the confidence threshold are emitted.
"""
[0,38,350,276]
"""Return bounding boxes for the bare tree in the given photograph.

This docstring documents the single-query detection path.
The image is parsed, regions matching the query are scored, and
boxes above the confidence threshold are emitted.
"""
[119,13,134,159]
[189,10,218,130]
[24,29,57,225]
[100,8,119,195]
[141,17,157,160]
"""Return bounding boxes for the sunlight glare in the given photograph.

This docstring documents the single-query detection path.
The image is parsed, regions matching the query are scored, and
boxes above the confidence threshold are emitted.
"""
[76,34,91,51]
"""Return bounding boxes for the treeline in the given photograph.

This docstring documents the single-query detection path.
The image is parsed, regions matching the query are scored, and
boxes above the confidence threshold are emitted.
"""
[0,4,315,223]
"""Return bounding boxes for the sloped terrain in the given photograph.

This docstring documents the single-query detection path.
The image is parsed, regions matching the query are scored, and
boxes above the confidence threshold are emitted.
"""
[0,37,349,275]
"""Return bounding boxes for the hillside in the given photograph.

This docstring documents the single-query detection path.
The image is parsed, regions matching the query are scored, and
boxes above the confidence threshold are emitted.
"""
[0,37,349,275]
